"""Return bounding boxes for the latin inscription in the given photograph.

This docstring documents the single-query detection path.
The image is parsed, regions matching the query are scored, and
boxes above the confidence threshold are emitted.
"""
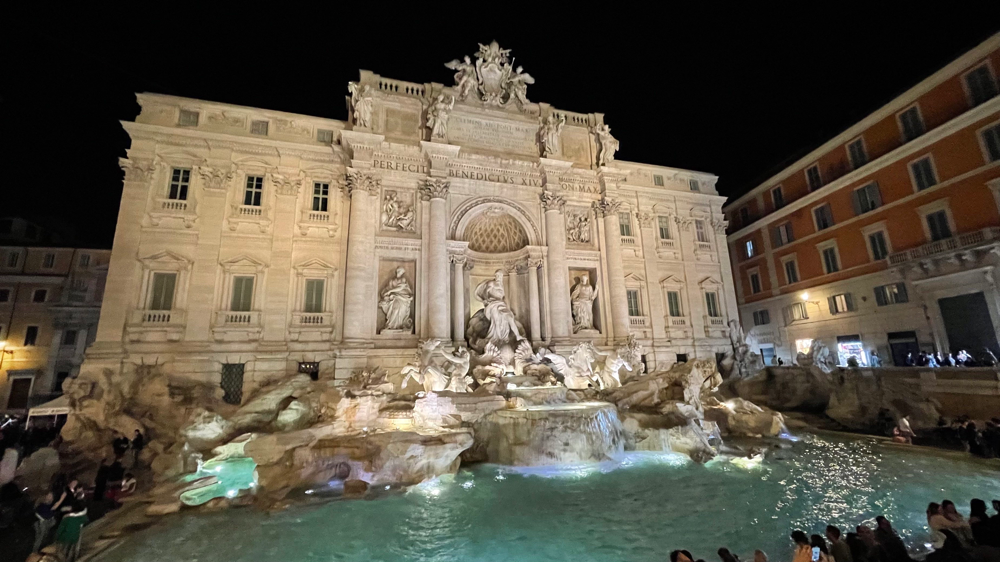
[447,114,538,155]
[448,168,542,187]
[373,159,429,174]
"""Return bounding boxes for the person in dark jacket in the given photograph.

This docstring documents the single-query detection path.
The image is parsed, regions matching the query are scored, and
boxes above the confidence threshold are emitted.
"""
[874,516,912,562]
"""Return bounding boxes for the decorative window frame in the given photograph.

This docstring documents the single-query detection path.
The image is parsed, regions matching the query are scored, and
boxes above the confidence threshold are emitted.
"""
[906,153,939,193]
[227,162,274,232]
[623,272,647,317]
[987,178,1000,215]
[804,163,823,191]
[846,136,868,169]
[298,168,342,237]
[860,220,892,262]
[698,276,728,335]
[780,254,800,285]
[290,259,338,339]
[136,251,193,311]
[811,202,834,232]
[815,239,842,275]
[896,103,925,142]
[770,185,784,209]
[212,255,267,341]
[660,274,688,322]
[147,152,205,228]
[747,266,762,295]
[976,118,1000,164]
[961,60,998,108]
[916,198,957,243]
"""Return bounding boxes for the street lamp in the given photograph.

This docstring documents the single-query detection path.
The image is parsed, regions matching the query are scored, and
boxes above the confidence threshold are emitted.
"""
[0,341,13,372]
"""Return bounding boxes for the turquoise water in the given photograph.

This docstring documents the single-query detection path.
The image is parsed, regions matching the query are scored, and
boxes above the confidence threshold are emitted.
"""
[179,457,258,506]
[97,433,999,562]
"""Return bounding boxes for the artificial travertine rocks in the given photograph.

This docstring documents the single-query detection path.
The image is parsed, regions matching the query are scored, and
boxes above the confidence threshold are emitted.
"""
[703,398,786,437]
[825,369,940,431]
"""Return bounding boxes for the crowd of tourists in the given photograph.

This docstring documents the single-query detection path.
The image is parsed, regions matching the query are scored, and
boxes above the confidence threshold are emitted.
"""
[670,497,1000,562]
[1,418,144,562]
[903,349,998,368]
[881,412,1000,460]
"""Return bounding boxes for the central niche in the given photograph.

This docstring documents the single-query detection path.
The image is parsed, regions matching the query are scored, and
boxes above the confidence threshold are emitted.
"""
[464,207,529,254]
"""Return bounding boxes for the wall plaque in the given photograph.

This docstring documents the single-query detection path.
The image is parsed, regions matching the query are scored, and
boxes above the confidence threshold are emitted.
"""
[447,114,538,155]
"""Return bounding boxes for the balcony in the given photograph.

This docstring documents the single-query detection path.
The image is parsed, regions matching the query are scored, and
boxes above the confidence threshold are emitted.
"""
[620,235,636,246]
[213,310,262,341]
[657,238,676,249]
[289,312,335,341]
[887,227,1000,265]
[149,198,197,228]
[216,311,261,325]
[704,316,726,327]
[628,316,648,328]
[297,209,337,237]
[126,309,186,342]
[703,315,728,338]
[668,317,688,327]
[158,199,189,212]
[236,205,263,217]
[695,241,712,252]
[228,204,271,232]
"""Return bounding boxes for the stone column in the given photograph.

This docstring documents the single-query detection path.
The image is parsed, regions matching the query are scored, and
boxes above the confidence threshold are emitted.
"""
[262,172,302,343]
[526,258,543,344]
[341,169,380,344]
[595,198,631,342]
[451,255,466,345]
[421,178,451,341]
[541,191,571,342]
[636,212,666,340]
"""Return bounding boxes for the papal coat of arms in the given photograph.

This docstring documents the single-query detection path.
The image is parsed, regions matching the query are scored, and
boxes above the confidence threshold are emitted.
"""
[445,41,534,108]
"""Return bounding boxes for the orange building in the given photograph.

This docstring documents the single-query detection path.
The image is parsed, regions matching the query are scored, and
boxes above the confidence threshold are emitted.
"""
[724,33,1000,367]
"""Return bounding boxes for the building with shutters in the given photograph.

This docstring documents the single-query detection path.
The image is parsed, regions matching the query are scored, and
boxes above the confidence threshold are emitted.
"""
[0,243,110,411]
[724,32,1000,367]
[79,42,739,405]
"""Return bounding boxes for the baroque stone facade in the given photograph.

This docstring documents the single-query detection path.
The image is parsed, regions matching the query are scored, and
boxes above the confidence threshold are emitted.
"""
[83,43,738,398]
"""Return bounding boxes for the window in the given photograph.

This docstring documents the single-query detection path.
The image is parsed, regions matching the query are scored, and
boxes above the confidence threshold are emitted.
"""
[79,254,91,268]
[874,282,908,306]
[0,289,9,302]
[926,210,952,241]
[667,291,682,317]
[745,240,756,259]
[813,204,834,230]
[694,220,709,243]
[626,289,641,316]
[739,207,750,226]
[230,276,255,311]
[657,216,671,240]
[168,168,191,200]
[783,258,800,284]
[653,174,664,187]
[312,182,329,212]
[910,156,937,191]
[42,253,55,269]
[6,252,18,268]
[806,164,823,191]
[32,289,47,303]
[304,279,325,313]
[795,338,813,354]
[852,182,882,215]
[221,363,245,405]
[618,212,632,237]
[250,120,269,135]
[244,176,264,206]
[965,64,998,107]
[771,186,785,209]
[62,330,77,347]
[148,272,177,311]
[24,326,38,346]
[178,109,199,126]
[704,292,721,317]
[773,222,793,247]
[981,122,1000,163]
[753,310,770,326]
[898,106,925,142]
[749,271,761,294]
[847,138,868,169]
[828,293,855,314]
[689,179,700,192]
[868,230,890,261]
[316,129,334,143]
[784,302,808,324]
[821,245,840,274]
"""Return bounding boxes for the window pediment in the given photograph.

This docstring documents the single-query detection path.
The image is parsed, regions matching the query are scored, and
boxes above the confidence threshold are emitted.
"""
[698,276,723,288]
[139,250,193,270]
[660,274,685,287]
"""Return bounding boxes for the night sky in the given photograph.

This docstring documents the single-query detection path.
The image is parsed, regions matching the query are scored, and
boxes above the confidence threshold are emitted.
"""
[4,6,998,248]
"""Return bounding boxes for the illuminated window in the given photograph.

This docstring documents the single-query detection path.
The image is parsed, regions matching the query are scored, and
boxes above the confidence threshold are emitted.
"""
[795,338,813,355]
[874,283,908,306]
[828,293,854,314]
[745,240,755,259]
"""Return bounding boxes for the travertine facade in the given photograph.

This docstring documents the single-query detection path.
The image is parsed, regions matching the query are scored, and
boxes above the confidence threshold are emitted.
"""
[85,43,737,399]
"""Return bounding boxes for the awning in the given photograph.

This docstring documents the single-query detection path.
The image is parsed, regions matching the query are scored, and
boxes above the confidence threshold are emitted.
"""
[27,395,71,418]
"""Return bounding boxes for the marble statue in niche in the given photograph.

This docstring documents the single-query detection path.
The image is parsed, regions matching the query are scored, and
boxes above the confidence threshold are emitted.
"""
[466,269,526,354]
[348,82,374,129]
[379,267,413,332]
[571,273,599,333]
[566,211,592,244]
[381,190,415,232]
[538,113,565,157]
[426,94,455,140]
[593,123,619,166]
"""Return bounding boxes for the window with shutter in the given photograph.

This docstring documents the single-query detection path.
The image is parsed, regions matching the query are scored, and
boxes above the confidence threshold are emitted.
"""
[910,157,937,191]
[874,283,908,306]
[658,216,671,240]
[926,210,952,241]
[813,204,834,230]
[981,123,1000,163]
[965,65,998,107]
[304,279,325,313]
[821,247,840,274]
[667,291,682,317]
[868,231,889,260]
[773,223,793,247]
[829,293,853,314]
[848,138,868,169]
[852,183,882,215]
[705,292,721,317]
[149,272,177,310]
[230,276,255,311]
[899,106,925,141]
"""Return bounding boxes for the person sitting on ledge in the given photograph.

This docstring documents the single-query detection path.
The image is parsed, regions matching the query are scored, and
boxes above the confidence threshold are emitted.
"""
[810,534,833,562]
[792,530,812,562]
[671,550,695,562]
[925,530,974,562]
[874,516,912,562]
[753,550,768,562]
[718,547,741,562]
[826,525,853,562]
[969,499,998,547]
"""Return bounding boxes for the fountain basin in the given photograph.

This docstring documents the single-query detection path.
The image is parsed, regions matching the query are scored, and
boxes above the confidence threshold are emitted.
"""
[476,401,623,466]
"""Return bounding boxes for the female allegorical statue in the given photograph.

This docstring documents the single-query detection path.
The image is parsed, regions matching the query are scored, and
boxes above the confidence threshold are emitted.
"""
[379,267,413,331]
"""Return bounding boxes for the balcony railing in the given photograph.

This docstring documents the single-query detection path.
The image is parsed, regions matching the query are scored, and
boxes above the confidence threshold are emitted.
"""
[237,205,263,217]
[887,227,1000,265]
[657,238,676,249]
[292,312,334,326]
[216,310,261,326]
[158,199,189,212]
[695,241,713,252]
[304,211,330,223]
[129,309,187,326]
[620,235,636,246]
[629,316,648,327]
[668,317,688,327]
[704,315,726,327]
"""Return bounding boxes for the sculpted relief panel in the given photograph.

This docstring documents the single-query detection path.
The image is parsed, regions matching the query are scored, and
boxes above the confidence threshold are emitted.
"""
[381,190,416,232]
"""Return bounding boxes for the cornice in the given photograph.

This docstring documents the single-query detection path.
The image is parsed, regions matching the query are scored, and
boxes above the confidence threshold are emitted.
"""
[122,122,346,157]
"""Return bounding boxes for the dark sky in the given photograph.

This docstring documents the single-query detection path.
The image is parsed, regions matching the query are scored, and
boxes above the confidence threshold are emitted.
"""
[4,6,998,248]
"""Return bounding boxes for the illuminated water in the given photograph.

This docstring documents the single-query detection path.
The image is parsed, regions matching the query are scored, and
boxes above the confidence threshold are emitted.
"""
[96,433,999,562]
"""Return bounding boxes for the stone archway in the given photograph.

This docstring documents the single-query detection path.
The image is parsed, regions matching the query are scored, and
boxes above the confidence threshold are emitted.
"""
[450,197,541,245]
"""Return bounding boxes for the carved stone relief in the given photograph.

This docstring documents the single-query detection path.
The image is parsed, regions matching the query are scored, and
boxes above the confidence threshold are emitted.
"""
[381,190,416,232]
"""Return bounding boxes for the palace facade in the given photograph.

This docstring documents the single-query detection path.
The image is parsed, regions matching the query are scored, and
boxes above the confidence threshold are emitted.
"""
[84,43,737,401]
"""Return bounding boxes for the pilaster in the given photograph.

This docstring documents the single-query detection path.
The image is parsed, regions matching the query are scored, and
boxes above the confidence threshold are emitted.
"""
[595,197,631,343]
[636,212,667,341]
[541,190,572,342]
[421,178,451,341]
[341,169,380,345]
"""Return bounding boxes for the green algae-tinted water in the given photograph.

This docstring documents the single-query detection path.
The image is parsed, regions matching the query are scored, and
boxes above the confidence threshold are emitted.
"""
[96,433,999,562]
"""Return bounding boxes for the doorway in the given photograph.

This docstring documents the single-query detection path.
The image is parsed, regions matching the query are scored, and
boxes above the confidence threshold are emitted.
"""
[6,376,33,410]
[759,344,775,366]
[938,292,1000,356]
[888,331,919,366]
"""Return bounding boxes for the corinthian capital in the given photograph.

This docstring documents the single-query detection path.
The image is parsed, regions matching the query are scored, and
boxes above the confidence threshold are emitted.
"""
[198,165,235,192]
[636,212,654,228]
[540,190,565,212]
[119,158,156,183]
[592,198,622,217]
[711,219,729,233]
[674,215,694,231]
[345,169,381,196]
[270,172,304,197]
[419,178,450,200]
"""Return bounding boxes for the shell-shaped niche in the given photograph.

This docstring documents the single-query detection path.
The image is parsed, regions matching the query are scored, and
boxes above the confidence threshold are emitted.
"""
[464,207,529,254]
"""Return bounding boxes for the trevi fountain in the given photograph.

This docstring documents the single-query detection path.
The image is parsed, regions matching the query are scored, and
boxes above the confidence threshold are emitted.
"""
[48,42,999,561]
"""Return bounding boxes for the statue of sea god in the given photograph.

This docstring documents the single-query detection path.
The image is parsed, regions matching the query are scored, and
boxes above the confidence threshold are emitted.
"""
[474,269,523,345]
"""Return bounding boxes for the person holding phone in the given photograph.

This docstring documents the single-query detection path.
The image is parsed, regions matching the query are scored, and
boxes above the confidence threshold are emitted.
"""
[792,531,812,562]
[810,535,833,562]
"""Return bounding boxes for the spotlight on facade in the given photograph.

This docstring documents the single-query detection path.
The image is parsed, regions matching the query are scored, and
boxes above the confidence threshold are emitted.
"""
[800,292,809,301]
